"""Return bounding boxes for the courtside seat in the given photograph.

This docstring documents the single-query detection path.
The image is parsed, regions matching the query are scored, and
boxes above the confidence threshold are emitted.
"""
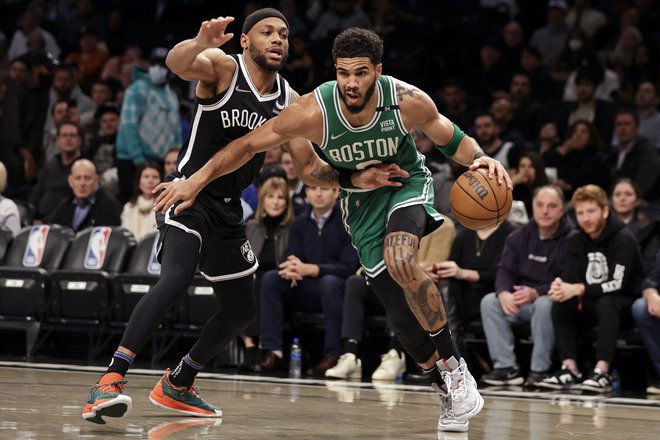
[111,231,161,325]
[48,226,136,323]
[0,225,13,263]
[0,224,74,360]
[0,224,74,319]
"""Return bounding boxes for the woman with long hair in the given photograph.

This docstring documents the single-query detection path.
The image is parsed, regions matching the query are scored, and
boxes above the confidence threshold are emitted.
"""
[511,151,548,216]
[120,162,162,241]
[240,177,295,371]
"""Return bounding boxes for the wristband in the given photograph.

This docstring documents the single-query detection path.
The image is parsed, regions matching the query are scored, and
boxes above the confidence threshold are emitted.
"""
[337,168,358,189]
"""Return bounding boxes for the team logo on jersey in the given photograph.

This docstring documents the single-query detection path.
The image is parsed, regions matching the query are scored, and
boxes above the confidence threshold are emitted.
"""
[585,252,608,284]
[148,231,161,275]
[241,240,255,264]
[84,227,112,270]
[23,225,50,267]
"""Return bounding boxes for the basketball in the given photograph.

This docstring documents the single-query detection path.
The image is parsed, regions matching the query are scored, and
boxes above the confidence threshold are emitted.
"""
[450,168,512,230]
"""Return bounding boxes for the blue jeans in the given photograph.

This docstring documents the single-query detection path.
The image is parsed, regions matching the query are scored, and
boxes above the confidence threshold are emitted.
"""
[480,292,554,372]
[632,297,660,376]
[259,269,345,357]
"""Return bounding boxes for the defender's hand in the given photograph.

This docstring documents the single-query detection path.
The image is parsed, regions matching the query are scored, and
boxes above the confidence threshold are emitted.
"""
[152,179,202,215]
[352,163,409,189]
[197,16,235,48]
[469,156,512,189]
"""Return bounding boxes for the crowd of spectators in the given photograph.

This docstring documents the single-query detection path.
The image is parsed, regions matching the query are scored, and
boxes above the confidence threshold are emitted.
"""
[0,0,659,394]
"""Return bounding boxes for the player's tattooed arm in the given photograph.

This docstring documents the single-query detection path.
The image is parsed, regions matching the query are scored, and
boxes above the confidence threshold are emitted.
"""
[396,83,416,103]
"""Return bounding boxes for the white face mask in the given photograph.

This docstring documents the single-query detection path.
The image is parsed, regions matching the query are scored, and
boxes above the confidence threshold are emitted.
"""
[148,65,168,85]
[568,39,583,51]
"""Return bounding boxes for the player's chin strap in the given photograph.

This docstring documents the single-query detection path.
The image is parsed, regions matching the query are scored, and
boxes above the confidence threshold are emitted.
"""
[375,105,400,112]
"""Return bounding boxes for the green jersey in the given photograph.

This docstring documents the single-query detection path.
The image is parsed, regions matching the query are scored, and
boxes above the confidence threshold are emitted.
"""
[313,75,451,277]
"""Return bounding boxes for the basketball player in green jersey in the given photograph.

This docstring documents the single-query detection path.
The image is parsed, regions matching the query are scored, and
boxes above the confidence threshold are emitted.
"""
[154,28,511,432]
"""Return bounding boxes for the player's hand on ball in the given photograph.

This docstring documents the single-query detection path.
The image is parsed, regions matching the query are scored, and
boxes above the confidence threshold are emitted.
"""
[152,179,202,215]
[469,156,512,190]
[353,163,409,189]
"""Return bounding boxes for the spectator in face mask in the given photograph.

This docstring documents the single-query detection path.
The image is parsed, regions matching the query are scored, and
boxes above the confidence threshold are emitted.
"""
[115,47,181,203]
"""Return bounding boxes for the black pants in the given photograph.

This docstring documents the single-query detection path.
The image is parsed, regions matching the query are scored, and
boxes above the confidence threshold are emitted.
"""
[340,274,386,341]
[120,227,256,365]
[552,295,634,364]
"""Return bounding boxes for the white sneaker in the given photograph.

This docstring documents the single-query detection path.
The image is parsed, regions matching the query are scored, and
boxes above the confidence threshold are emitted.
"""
[371,349,406,381]
[325,353,362,379]
[432,383,469,432]
[438,357,484,423]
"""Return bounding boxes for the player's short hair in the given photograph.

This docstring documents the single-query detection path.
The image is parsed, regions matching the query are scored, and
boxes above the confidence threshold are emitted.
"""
[572,184,608,210]
[332,28,383,65]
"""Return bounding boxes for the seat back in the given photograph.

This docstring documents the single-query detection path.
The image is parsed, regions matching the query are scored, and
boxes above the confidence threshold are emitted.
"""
[13,200,35,227]
[0,225,13,264]
[62,226,136,272]
[111,232,161,323]
[0,225,74,318]
[51,227,136,321]
[3,225,74,270]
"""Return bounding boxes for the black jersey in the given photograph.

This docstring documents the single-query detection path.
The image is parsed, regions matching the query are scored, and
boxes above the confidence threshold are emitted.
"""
[176,53,291,201]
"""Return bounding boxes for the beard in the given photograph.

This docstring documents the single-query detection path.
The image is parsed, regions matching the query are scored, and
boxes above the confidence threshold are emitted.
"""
[338,78,377,114]
[249,46,287,73]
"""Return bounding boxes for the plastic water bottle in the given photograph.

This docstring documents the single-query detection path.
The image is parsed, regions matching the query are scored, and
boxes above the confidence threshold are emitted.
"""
[611,368,621,395]
[289,337,302,378]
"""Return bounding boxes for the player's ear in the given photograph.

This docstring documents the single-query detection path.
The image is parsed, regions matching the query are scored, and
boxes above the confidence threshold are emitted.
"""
[375,63,382,77]
[240,33,248,50]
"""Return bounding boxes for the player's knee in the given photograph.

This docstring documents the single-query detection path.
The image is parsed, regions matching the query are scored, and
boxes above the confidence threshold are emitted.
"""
[383,232,419,286]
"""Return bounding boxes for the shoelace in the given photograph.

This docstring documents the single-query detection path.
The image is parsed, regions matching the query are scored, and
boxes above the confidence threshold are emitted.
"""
[95,380,127,394]
[431,383,455,419]
[442,367,467,402]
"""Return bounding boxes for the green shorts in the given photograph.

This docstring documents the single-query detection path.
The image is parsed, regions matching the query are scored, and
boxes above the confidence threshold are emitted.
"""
[339,170,443,278]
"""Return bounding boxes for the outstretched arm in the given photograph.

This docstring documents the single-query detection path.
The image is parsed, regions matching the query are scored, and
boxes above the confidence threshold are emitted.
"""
[166,16,236,85]
[396,80,511,188]
[152,96,409,215]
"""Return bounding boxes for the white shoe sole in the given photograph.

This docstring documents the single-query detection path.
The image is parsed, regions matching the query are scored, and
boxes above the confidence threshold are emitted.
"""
[82,394,132,424]
[438,420,469,432]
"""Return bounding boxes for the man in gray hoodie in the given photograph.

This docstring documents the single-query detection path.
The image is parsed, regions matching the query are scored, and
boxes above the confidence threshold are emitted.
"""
[480,185,575,387]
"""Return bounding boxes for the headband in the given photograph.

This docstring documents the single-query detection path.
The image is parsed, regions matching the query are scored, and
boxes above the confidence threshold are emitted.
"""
[242,8,289,35]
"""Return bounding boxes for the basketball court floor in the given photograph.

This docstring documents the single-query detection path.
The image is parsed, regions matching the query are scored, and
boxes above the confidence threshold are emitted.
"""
[0,362,658,439]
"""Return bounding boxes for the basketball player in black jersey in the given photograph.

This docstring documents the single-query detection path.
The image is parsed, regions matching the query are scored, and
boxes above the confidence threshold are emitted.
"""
[82,9,407,424]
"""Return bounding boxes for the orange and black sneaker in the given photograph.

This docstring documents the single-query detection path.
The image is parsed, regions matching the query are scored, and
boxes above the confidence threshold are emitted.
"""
[82,373,132,424]
[149,369,222,417]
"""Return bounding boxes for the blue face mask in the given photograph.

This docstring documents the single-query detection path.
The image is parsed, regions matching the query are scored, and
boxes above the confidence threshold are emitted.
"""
[148,65,168,85]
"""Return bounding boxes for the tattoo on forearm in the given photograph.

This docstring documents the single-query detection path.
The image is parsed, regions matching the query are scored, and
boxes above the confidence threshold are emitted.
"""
[474,151,486,160]
[396,84,415,103]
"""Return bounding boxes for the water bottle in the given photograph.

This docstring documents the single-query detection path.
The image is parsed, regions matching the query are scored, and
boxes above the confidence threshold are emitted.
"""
[289,337,302,378]
[611,368,621,395]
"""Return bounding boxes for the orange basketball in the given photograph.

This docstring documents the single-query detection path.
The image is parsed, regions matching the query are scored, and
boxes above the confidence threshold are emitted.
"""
[450,168,512,230]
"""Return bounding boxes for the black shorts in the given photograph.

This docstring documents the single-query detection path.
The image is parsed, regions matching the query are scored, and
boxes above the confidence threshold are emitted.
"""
[156,192,258,282]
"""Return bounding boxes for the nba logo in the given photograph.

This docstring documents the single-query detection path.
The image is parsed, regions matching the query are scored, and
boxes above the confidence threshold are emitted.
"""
[147,231,161,275]
[23,225,50,267]
[84,227,112,270]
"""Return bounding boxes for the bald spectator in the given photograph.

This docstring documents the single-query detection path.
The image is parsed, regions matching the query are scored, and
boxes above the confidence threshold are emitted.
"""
[29,121,83,223]
[51,159,121,232]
